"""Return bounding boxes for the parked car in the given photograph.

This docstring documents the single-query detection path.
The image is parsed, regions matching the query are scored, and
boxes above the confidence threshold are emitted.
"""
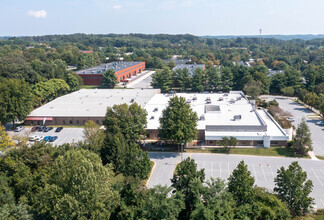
[29,135,39,141]
[31,126,39,132]
[14,126,25,132]
[35,136,44,142]
[49,136,58,142]
[316,121,324,125]
[43,136,51,142]
[44,127,53,132]
[287,117,295,122]
[55,127,63,132]
[38,126,46,132]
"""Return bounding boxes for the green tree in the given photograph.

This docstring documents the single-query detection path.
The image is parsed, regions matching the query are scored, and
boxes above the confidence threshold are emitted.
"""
[192,68,205,92]
[228,160,255,205]
[159,96,198,145]
[305,92,318,109]
[168,59,176,69]
[0,79,33,125]
[293,118,312,155]
[102,69,117,88]
[0,124,14,150]
[274,161,314,216]
[66,73,81,91]
[82,120,105,153]
[103,103,147,143]
[171,158,205,219]
[34,149,120,219]
[175,68,191,92]
[151,67,173,93]
[281,86,295,97]
[243,80,263,99]
[221,66,234,92]
[206,66,220,91]
[142,185,184,220]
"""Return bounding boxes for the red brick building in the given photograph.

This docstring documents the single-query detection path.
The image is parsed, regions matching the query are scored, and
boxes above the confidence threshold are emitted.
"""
[77,61,146,86]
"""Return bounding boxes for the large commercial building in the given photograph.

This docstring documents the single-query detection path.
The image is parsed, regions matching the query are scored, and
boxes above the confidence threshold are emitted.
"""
[25,89,290,148]
[77,61,145,85]
[145,91,290,148]
[25,89,160,126]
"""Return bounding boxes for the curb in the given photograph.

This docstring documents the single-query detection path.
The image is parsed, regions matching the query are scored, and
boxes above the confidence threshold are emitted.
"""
[145,160,156,187]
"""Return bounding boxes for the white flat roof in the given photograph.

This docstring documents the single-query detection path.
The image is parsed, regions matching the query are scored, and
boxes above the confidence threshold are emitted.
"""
[28,89,160,117]
[146,92,262,130]
[145,92,288,140]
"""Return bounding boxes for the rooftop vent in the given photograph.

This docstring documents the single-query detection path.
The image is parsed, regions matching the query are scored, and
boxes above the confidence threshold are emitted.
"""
[229,99,235,104]
[130,98,134,103]
[223,94,228,97]
[218,97,224,101]
[193,95,197,100]
[186,99,191,104]
[205,105,221,113]
[206,97,211,104]
[150,116,155,120]
[234,115,242,120]
[199,114,205,121]
[153,108,158,112]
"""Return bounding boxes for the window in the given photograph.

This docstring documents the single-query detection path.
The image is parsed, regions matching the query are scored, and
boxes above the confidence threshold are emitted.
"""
[76,120,79,124]
[70,120,72,125]
[63,120,66,125]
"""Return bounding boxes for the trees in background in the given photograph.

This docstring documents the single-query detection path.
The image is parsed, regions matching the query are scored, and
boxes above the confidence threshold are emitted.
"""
[0,124,14,150]
[292,118,312,155]
[243,80,262,99]
[102,69,117,88]
[274,161,314,216]
[151,67,173,93]
[0,79,33,125]
[159,96,198,145]
[281,86,295,97]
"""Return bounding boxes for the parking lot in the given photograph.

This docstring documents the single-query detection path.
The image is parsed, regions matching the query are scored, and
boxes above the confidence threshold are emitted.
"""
[262,96,324,156]
[8,127,84,146]
[148,152,324,209]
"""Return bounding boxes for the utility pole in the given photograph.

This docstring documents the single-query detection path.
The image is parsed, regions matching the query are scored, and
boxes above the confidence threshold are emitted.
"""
[259,29,262,48]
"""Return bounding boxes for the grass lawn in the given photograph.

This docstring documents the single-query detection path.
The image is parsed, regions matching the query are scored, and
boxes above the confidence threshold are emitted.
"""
[316,155,324,160]
[184,147,310,158]
[80,85,100,89]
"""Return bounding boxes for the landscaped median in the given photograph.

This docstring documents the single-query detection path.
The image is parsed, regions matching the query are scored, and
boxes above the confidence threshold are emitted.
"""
[184,146,310,158]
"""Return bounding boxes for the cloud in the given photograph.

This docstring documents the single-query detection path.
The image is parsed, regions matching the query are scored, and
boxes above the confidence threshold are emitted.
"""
[27,10,47,19]
[112,5,123,10]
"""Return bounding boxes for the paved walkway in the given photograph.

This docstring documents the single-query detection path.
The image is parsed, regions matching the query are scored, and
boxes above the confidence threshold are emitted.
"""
[126,70,155,88]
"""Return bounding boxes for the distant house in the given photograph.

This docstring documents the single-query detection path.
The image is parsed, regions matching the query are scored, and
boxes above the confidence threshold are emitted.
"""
[172,64,205,77]
[81,50,93,54]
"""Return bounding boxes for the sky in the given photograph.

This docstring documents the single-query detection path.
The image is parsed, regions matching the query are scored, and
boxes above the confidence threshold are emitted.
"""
[1,0,324,36]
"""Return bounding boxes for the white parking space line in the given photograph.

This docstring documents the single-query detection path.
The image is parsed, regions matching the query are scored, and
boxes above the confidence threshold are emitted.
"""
[210,162,213,177]
[252,164,258,181]
[228,163,230,176]
[219,162,222,178]
[261,164,267,182]
[312,168,324,186]
[203,161,205,169]
[269,165,275,179]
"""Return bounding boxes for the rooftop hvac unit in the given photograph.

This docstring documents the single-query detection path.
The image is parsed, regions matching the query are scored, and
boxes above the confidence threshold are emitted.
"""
[186,99,191,104]
[237,97,242,101]
[150,116,155,120]
[153,108,158,112]
[229,99,235,104]
[206,97,211,104]
[193,95,197,100]
[218,97,224,101]
[223,94,228,97]
[234,115,242,120]
[200,114,205,120]
[130,99,134,103]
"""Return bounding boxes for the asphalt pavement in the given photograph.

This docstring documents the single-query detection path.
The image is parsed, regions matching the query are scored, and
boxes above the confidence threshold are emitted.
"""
[262,96,324,156]
[148,152,324,209]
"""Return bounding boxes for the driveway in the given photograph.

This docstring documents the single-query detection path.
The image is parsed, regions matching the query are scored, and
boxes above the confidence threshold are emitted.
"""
[148,152,324,209]
[262,96,324,156]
